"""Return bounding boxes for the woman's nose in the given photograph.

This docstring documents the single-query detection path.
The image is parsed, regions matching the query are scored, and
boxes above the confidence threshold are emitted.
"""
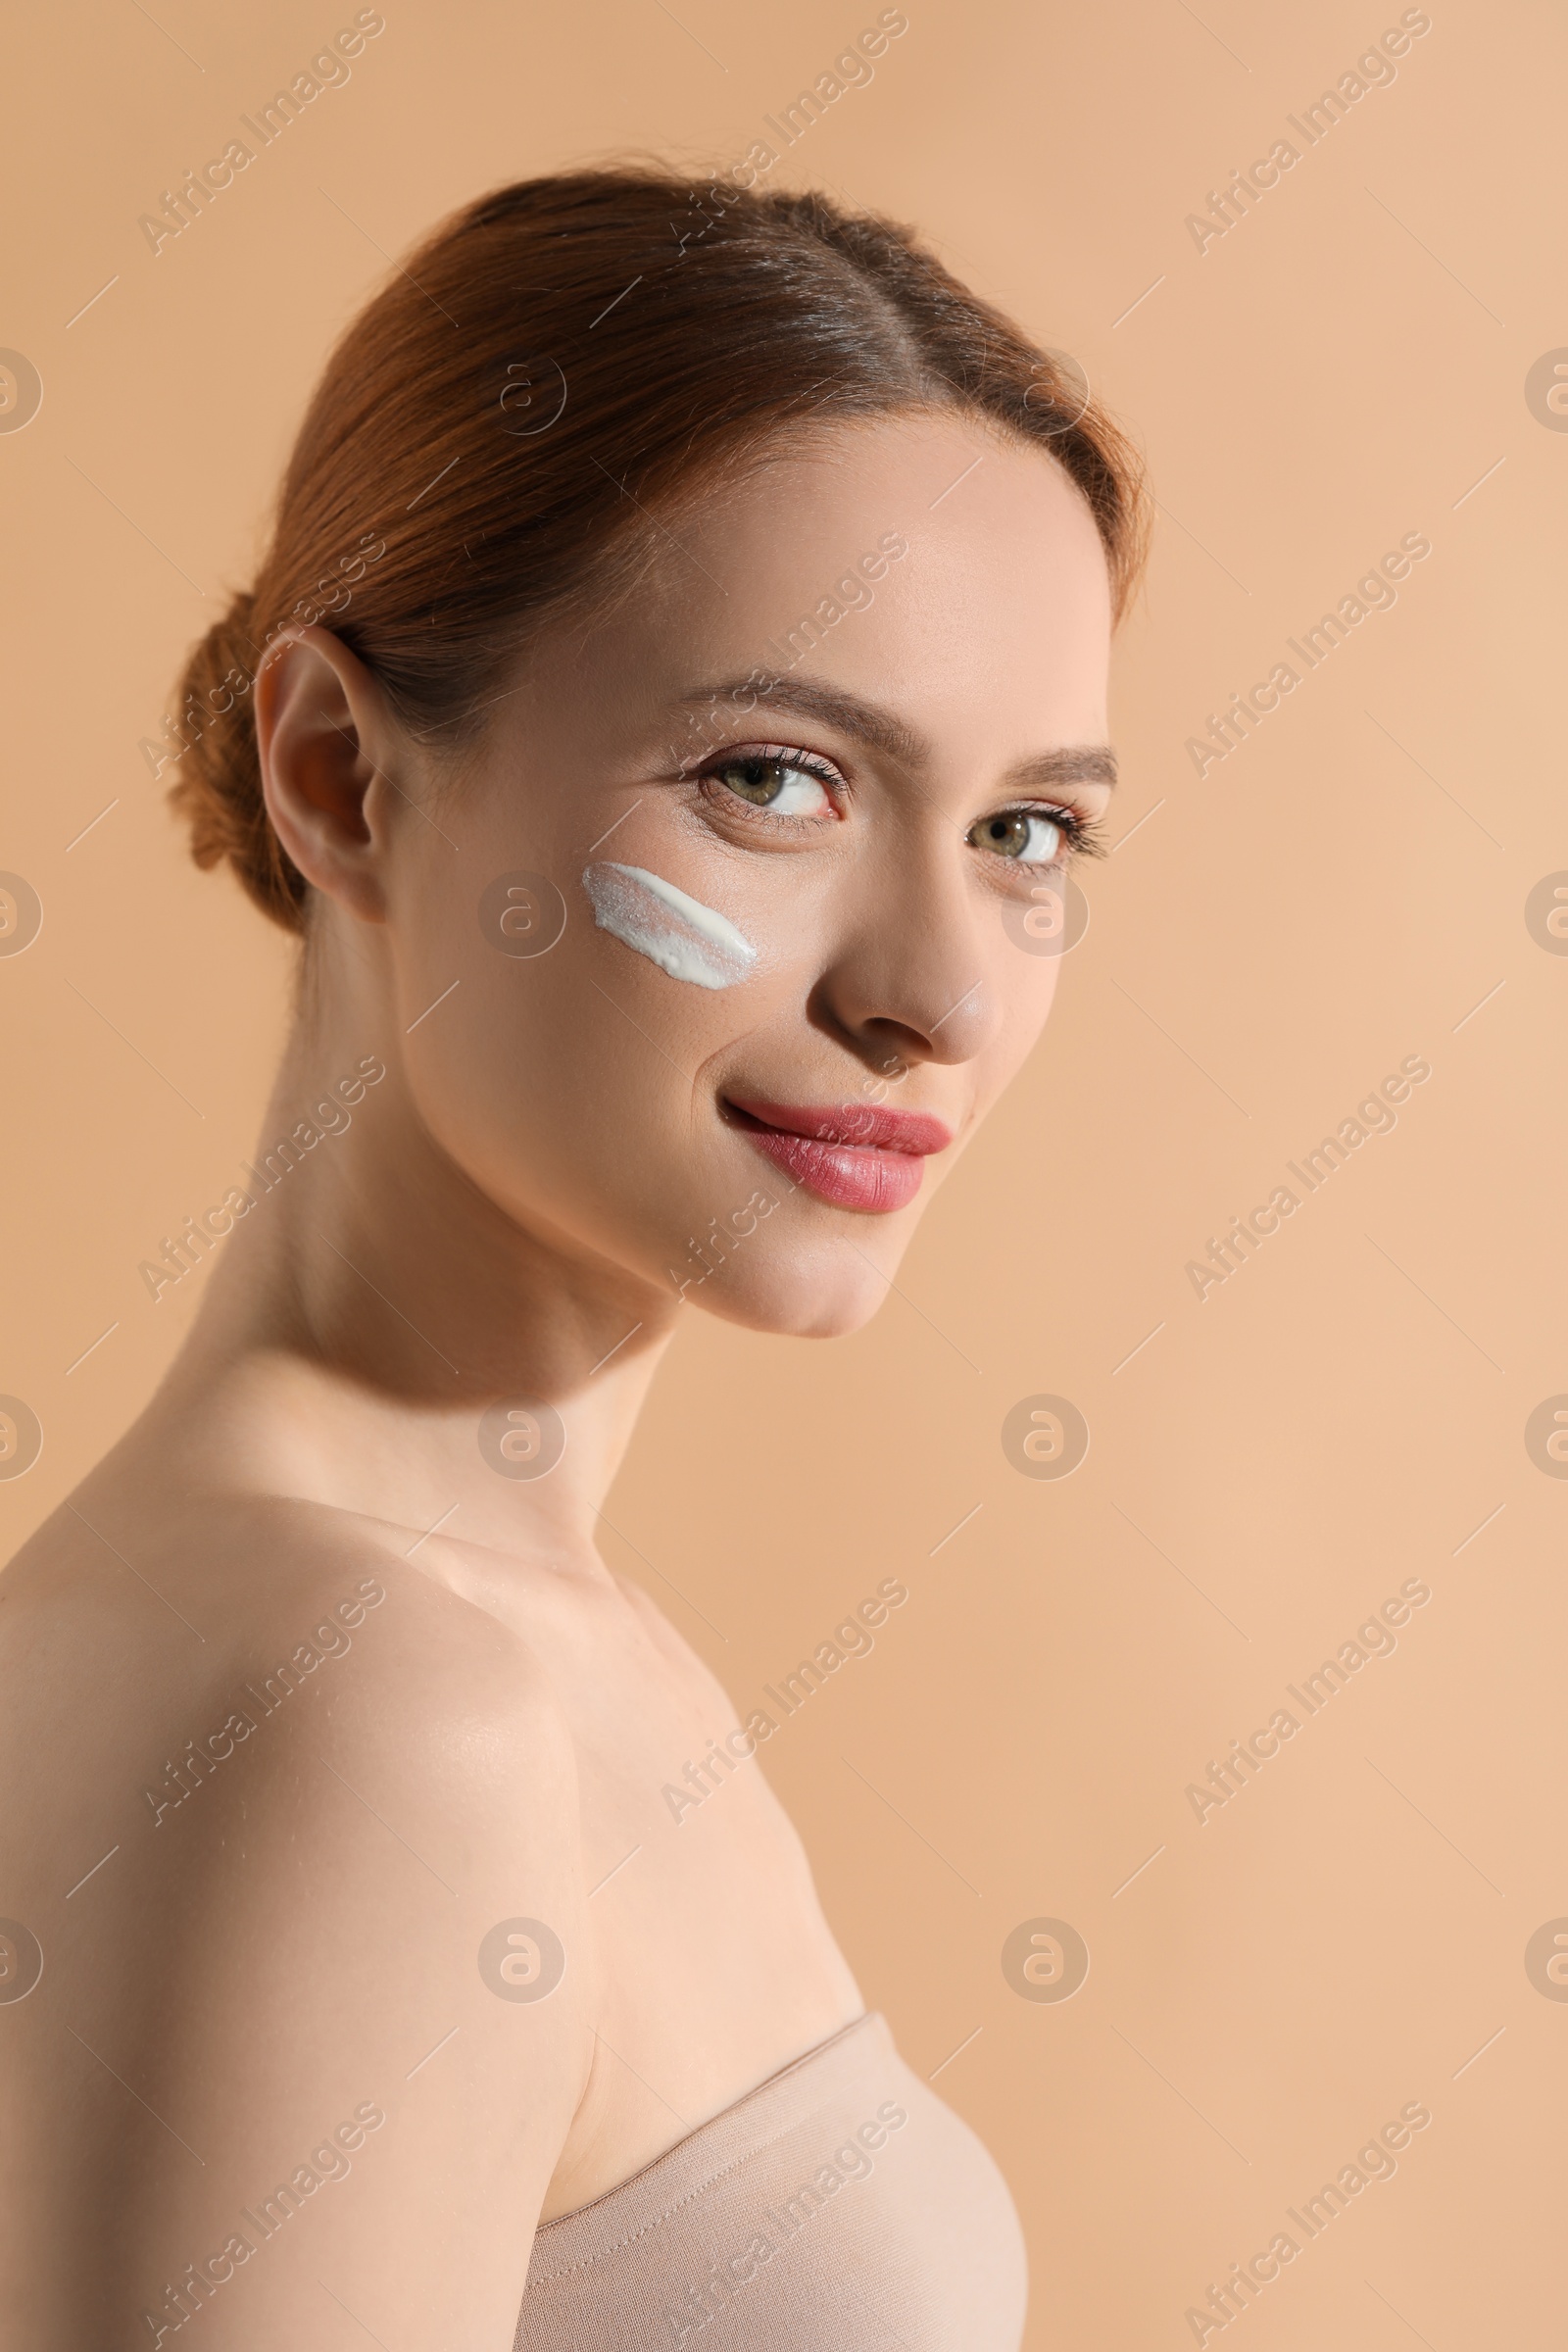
[809,858,1008,1068]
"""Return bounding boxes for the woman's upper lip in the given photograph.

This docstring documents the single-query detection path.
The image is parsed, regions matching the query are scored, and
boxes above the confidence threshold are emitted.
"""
[725,1098,954,1155]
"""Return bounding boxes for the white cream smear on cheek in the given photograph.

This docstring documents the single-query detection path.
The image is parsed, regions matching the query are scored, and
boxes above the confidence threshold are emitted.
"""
[580,861,758,990]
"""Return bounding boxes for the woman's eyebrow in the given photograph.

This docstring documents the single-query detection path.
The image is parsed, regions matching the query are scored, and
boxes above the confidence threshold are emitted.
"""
[676,673,1117,791]
[1002,746,1118,793]
[677,674,927,764]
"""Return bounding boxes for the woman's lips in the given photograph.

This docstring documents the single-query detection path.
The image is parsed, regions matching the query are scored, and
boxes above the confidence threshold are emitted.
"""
[725,1099,953,1214]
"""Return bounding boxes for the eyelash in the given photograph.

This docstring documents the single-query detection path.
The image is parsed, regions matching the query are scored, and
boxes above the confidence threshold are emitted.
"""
[691,742,1107,866]
[1027,805,1107,865]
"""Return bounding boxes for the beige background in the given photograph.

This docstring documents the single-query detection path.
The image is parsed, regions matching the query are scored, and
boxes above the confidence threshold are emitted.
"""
[3,0,1563,2341]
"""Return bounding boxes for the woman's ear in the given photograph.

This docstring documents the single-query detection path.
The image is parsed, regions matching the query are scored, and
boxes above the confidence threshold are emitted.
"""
[254,625,403,923]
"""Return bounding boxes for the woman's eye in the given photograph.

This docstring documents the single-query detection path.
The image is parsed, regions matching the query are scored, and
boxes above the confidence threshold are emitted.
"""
[968,808,1066,864]
[711,757,834,818]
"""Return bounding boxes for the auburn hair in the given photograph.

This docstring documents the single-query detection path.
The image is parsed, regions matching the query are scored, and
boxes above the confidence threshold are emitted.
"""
[167,167,1148,932]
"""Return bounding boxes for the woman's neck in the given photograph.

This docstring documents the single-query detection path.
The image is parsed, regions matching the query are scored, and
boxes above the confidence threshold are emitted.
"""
[127,1003,681,1569]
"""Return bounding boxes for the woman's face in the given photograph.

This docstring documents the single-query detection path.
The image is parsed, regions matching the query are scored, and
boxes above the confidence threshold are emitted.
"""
[381,410,1113,1337]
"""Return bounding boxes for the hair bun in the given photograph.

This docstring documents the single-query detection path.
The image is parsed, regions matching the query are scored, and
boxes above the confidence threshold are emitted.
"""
[167,591,308,931]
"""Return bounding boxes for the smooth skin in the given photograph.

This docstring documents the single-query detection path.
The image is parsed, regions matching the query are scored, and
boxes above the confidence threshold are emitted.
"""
[0,410,1113,2349]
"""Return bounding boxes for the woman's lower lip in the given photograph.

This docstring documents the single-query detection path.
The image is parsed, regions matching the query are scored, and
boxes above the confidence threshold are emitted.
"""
[738,1124,926,1213]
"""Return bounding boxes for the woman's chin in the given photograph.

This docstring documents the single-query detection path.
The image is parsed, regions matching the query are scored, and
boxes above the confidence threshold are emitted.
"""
[682,1237,907,1341]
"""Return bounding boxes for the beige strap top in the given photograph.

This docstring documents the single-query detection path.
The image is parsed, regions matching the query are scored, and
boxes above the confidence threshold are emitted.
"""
[514,2011,1027,2349]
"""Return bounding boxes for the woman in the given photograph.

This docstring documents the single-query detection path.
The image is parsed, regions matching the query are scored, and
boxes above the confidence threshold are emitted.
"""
[0,171,1144,2348]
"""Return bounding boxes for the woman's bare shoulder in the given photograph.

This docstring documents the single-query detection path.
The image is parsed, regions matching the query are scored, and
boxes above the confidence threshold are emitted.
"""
[0,1483,584,1875]
[5,1481,558,1689]
[0,1486,592,2344]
